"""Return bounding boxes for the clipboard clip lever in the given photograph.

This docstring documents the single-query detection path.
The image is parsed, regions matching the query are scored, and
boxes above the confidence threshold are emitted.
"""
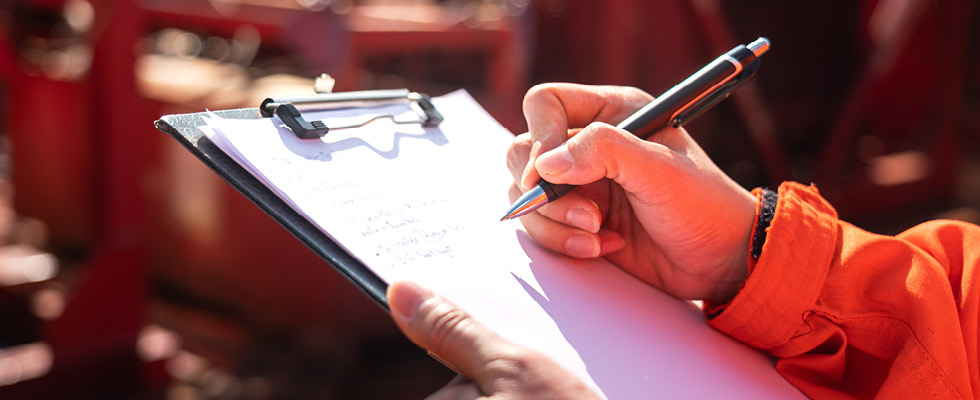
[260,89,444,139]
[671,57,761,128]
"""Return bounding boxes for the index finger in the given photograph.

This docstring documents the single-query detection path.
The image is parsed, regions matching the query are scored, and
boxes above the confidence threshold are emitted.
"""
[520,83,653,189]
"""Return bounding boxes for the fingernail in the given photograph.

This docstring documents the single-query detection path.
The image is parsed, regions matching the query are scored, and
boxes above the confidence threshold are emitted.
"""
[537,143,573,175]
[520,165,536,191]
[566,208,598,233]
[520,142,545,189]
[565,234,599,258]
[600,234,627,255]
[388,281,433,321]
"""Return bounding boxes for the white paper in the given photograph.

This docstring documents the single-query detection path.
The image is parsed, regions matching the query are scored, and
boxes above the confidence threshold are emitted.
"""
[200,90,803,399]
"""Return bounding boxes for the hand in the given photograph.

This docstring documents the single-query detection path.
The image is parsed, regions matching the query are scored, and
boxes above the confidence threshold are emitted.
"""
[387,281,600,399]
[508,83,757,302]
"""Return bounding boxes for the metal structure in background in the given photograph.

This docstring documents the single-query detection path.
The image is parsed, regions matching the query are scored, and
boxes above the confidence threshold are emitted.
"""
[532,0,976,224]
[0,0,529,397]
[0,0,978,397]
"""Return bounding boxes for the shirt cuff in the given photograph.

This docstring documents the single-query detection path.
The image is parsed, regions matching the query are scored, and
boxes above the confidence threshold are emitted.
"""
[706,182,840,350]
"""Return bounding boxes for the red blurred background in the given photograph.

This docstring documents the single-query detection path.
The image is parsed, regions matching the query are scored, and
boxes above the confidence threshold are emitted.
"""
[0,0,978,398]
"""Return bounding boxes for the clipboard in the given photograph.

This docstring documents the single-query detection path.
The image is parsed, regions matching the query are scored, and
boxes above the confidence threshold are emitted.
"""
[154,87,806,399]
[152,89,440,309]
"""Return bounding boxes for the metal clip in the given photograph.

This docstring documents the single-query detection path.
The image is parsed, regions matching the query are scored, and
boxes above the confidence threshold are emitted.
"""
[671,57,761,128]
[260,89,444,139]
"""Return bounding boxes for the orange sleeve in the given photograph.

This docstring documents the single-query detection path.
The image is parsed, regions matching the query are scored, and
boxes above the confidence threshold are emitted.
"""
[708,181,980,399]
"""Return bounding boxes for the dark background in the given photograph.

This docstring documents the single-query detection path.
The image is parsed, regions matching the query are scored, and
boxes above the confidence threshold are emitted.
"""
[0,0,978,398]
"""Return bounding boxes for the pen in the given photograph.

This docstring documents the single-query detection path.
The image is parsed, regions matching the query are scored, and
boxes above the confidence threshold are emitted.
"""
[501,37,771,221]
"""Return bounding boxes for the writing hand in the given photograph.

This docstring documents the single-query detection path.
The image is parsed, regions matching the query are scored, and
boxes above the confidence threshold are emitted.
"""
[508,83,757,302]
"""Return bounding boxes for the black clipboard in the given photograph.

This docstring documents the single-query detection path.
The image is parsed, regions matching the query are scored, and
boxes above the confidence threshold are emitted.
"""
[154,90,809,399]
[154,106,391,308]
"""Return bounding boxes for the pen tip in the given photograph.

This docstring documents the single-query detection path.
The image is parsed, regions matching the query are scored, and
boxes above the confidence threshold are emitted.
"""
[499,208,523,221]
[499,186,550,221]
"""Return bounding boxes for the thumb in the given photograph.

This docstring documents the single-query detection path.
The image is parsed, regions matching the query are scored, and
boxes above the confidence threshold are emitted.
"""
[387,281,510,380]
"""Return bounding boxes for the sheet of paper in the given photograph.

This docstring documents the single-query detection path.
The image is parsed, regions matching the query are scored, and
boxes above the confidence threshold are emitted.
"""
[200,90,803,398]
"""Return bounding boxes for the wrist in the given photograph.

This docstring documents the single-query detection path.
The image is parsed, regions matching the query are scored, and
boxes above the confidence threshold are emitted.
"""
[705,187,775,310]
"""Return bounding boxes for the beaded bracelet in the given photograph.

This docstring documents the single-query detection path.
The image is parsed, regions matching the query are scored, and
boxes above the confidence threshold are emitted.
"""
[750,188,778,260]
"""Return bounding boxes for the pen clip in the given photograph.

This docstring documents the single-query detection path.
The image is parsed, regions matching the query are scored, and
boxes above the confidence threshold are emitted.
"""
[671,58,761,128]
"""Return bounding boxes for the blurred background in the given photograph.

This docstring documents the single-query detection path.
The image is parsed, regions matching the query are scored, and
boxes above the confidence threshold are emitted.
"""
[0,0,978,398]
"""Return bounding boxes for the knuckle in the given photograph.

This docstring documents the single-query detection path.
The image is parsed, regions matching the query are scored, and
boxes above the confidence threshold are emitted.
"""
[482,349,568,395]
[596,85,653,109]
[506,134,532,159]
[574,122,632,178]
[425,304,472,355]
[622,85,655,102]
[482,346,533,379]
[576,122,619,153]
[523,83,579,111]
[522,83,553,107]
[506,145,532,180]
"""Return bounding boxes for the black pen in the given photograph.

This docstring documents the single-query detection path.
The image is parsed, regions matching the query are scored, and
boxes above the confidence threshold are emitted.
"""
[501,37,771,221]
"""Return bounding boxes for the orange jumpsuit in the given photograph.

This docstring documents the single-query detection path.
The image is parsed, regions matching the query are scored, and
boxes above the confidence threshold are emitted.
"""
[709,182,980,399]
